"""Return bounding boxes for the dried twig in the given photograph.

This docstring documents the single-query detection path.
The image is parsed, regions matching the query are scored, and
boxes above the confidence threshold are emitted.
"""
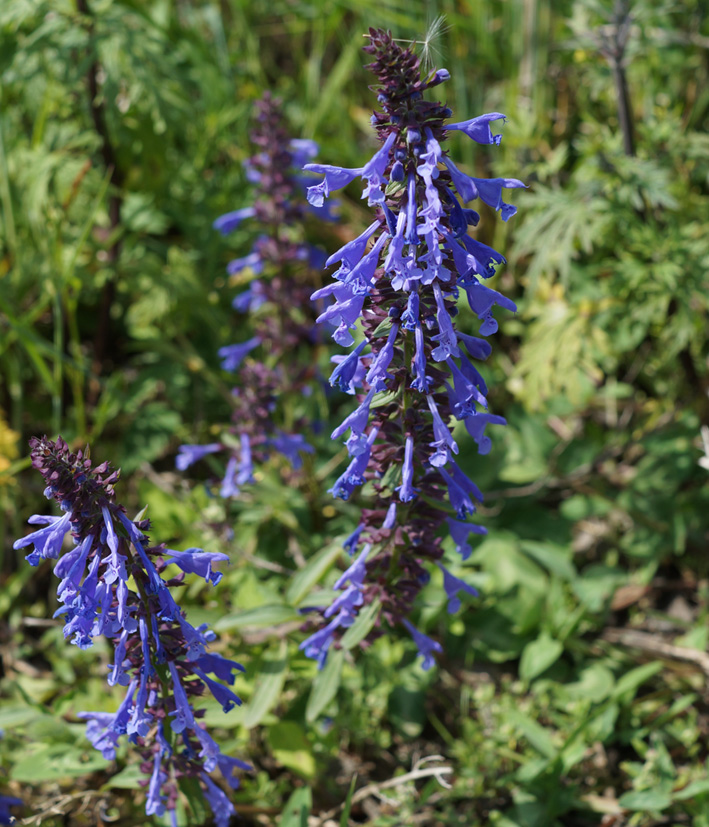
[314,762,453,826]
[601,627,709,677]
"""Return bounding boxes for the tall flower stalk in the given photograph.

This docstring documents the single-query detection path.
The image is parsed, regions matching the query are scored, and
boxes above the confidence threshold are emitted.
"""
[177,94,334,495]
[14,437,248,825]
[300,29,523,668]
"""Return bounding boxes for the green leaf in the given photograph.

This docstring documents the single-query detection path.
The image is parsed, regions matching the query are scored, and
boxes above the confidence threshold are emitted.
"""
[506,709,557,760]
[11,744,109,782]
[286,542,342,607]
[306,649,344,723]
[370,387,402,409]
[673,778,709,802]
[268,722,316,780]
[388,686,426,737]
[340,598,380,650]
[178,775,210,823]
[280,786,312,827]
[340,775,358,827]
[104,764,144,790]
[519,632,563,682]
[611,661,663,701]
[618,788,672,811]
[214,604,300,632]
[243,641,288,729]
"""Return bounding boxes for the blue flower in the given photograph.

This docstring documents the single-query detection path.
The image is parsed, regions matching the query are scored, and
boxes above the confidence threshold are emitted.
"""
[330,341,367,393]
[217,337,261,371]
[396,436,418,502]
[402,620,443,670]
[227,248,263,276]
[213,206,255,235]
[163,548,229,586]
[196,652,245,684]
[202,776,236,827]
[194,667,242,712]
[145,752,167,816]
[269,432,314,469]
[437,561,479,613]
[175,443,221,471]
[0,795,22,825]
[13,512,71,566]
[446,112,507,145]
[446,518,487,561]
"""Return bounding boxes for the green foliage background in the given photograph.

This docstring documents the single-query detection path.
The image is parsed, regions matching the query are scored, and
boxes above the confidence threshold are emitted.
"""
[0,0,708,825]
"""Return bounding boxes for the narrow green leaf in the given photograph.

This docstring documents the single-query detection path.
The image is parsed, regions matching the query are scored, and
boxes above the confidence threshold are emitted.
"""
[611,661,663,700]
[243,641,288,729]
[306,649,344,723]
[341,598,380,650]
[286,543,342,607]
[214,604,300,632]
[340,775,358,827]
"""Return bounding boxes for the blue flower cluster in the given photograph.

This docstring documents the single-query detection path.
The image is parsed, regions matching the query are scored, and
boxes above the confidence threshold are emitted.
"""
[14,437,248,824]
[300,29,522,669]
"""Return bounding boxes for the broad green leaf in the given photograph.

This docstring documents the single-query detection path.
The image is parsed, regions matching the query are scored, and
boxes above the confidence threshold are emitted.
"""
[267,722,316,780]
[674,778,709,802]
[11,744,109,782]
[104,764,144,790]
[506,709,557,760]
[519,632,563,682]
[618,788,672,811]
[280,786,312,827]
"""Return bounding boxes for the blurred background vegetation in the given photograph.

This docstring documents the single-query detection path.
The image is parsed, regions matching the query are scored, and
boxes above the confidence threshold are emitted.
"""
[1,0,708,825]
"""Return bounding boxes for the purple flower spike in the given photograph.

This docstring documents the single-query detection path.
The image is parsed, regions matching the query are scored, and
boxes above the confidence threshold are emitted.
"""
[16,437,249,821]
[301,29,519,668]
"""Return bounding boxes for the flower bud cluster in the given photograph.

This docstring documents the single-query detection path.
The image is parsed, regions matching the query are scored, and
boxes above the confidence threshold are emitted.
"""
[300,29,523,668]
[14,436,248,824]
[177,93,334,493]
